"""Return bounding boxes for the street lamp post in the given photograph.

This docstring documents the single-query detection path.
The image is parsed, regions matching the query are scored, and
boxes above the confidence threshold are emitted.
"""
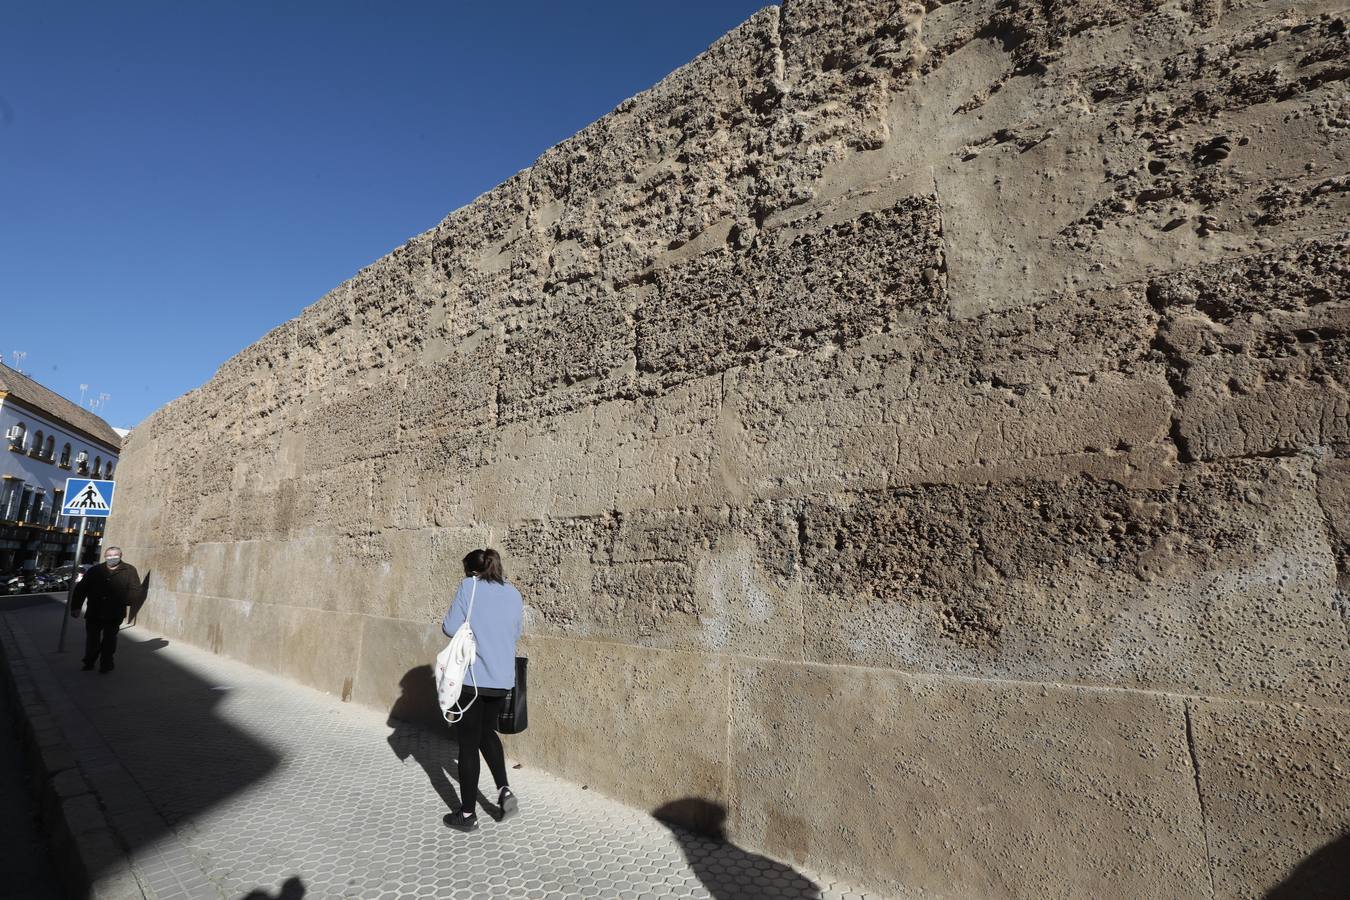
[56,515,88,653]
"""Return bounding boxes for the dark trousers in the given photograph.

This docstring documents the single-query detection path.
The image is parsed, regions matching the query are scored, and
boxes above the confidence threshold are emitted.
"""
[455,688,508,813]
[83,619,121,670]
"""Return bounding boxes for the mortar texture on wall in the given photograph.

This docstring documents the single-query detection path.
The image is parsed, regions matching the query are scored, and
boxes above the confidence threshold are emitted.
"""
[107,1,1350,896]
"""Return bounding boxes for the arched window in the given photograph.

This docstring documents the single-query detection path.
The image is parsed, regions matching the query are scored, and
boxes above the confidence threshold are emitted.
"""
[45,436,54,460]
[93,456,101,477]
[60,444,71,467]
[32,430,43,456]
[105,462,115,478]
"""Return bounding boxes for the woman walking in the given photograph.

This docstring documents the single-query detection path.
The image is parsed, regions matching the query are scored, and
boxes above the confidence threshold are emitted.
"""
[441,548,523,832]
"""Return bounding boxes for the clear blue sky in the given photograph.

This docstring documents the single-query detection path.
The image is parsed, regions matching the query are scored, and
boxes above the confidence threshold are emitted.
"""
[0,1,772,430]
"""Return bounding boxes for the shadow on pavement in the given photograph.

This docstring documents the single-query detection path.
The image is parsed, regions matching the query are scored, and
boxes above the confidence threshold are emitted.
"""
[0,592,64,612]
[385,665,506,820]
[1264,831,1350,900]
[239,875,307,899]
[0,660,63,897]
[654,798,822,900]
[1,595,281,889]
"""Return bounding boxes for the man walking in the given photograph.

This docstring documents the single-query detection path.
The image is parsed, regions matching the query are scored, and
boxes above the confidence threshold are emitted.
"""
[71,547,144,674]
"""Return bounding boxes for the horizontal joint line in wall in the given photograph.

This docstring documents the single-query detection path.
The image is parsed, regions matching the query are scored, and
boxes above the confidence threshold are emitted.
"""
[141,591,1350,715]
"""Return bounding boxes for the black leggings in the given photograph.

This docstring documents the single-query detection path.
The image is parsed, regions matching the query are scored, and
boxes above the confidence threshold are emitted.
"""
[455,689,508,813]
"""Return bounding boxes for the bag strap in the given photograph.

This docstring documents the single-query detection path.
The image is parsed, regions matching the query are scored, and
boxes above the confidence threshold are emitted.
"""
[466,576,478,624]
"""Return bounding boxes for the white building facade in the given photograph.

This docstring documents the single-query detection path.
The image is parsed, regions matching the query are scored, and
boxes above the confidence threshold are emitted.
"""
[0,363,121,572]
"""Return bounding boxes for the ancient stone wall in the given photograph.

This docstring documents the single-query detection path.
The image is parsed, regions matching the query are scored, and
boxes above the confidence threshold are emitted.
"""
[107,1,1350,896]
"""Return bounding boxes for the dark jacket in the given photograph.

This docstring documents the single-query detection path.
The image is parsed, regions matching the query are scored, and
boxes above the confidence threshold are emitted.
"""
[73,562,144,622]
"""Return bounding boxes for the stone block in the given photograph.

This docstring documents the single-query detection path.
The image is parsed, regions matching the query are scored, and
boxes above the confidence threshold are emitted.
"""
[890,374,1174,480]
[178,540,265,604]
[230,481,295,542]
[509,637,728,815]
[402,452,492,532]
[606,379,726,514]
[351,615,447,722]
[1152,236,1350,461]
[276,605,366,700]
[292,286,355,388]
[911,3,1350,319]
[637,198,945,390]
[356,528,460,622]
[798,456,1350,705]
[290,458,376,539]
[477,413,611,523]
[690,519,806,661]
[498,279,632,424]
[502,506,804,660]
[346,234,443,372]
[504,514,617,634]
[397,346,499,443]
[1316,455,1350,596]
[727,659,1210,899]
[252,536,367,615]
[520,6,782,270]
[160,590,286,674]
[370,454,432,532]
[723,390,898,497]
[1190,698,1350,900]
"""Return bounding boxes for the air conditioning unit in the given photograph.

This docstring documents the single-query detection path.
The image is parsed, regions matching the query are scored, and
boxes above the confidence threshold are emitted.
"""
[75,451,88,464]
[4,426,20,442]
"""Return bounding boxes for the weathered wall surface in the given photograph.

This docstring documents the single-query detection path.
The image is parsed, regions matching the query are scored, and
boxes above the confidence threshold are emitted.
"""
[108,1,1350,896]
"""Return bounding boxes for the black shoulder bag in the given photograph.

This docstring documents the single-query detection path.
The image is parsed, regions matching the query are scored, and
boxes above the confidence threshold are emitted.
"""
[497,656,529,734]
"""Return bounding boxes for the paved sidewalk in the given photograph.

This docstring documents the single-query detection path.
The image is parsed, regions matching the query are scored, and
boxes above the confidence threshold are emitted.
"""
[0,606,63,900]
[2,599,882,900]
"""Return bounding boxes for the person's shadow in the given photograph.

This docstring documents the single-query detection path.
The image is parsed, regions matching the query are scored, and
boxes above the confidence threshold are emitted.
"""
[239,876,306,899]
[386,666,506,821]
[128,570,152,625]
[1264,832,1350,899]
[653,798,821,899]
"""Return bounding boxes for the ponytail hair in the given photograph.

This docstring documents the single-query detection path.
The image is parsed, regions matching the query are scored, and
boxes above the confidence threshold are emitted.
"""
[462,548,506,584]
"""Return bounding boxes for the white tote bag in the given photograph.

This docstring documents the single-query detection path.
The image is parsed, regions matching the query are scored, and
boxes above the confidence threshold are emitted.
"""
[434,576,479,722]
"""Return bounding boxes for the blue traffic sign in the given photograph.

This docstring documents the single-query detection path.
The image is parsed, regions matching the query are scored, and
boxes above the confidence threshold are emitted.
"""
[62,478,116,518]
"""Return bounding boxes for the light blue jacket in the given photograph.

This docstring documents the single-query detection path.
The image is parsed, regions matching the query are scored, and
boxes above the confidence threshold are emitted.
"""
[441,577,523,691]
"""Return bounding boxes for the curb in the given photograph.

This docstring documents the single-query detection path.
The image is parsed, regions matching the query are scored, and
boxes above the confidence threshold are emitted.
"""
[0,605,146,900]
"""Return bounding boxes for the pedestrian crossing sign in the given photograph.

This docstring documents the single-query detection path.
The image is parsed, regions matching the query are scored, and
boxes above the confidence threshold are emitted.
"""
[62,478,116,518]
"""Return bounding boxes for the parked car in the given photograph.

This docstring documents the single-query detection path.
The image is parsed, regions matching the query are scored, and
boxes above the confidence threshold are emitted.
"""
[4,572,37,595]
[48,564,81,590]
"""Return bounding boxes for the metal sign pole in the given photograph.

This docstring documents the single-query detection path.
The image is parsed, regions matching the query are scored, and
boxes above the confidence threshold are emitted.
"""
[57,515,87,653]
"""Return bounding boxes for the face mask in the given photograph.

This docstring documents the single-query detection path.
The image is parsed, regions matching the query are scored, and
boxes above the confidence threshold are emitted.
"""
[106,557,121,567]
